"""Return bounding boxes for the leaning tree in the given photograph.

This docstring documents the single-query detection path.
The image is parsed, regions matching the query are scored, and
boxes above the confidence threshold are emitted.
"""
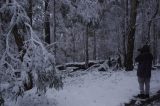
[0,0,62,103]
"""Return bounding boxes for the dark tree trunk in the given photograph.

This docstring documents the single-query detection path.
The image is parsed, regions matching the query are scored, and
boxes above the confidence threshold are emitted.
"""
[11,0,34,90]
[125,0,138,71]
[0,0,5,100]
[85,23,90,68]
[71,30,76,62]
[12,25,33,90]
[45,0,51,44]
[122,20,127,68]
[27,0,32,26]
[153,23,158,64]
[12,25,26,62]
[147,21,152,44]
[93,29,97,60]
[27,0,33,90]
[52,0,57,59]
[141,0,146,44]
[122,0,128,67]
[147,0,159,44]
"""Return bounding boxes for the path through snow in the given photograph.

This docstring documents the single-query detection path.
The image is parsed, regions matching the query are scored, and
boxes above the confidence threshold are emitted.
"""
[45,70,160,106]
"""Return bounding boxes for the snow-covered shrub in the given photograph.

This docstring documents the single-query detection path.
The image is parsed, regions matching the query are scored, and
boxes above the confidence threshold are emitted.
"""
[0,0,62,102]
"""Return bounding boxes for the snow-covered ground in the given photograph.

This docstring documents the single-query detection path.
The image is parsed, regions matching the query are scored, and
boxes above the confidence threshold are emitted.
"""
[5,69,160,106]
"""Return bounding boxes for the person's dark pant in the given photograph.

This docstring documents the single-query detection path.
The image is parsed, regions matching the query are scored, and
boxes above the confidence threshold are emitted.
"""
[138,77,150,95]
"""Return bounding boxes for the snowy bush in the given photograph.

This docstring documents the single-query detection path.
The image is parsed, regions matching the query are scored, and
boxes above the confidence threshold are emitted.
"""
[0,0,62,102]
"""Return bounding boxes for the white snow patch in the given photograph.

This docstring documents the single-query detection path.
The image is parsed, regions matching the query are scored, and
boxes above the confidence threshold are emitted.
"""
[4,69,160,106]
[46,70,160,106]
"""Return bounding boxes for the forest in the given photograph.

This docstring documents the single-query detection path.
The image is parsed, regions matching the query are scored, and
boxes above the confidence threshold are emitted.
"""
[0,0,160,106]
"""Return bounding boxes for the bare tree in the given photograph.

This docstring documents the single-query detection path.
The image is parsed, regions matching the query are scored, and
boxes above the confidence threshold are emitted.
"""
[53,0,57,59]
[140,0,146,44]
[85,23,90,68]
[146,0,159,43]
[45,0,51,44]
[71,28,76,62]
[122,0,128,67]
[152,23,158,64]
[27,0,32,26]
[126,0,138,71]
[93,27,97,60]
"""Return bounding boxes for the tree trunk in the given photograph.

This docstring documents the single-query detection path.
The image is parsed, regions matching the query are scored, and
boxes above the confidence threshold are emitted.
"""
[122,0,128,67]
[125,0,138,71]
[12,25,26,62]
[153,23,157,64]
[147,0,159,44]
[71,29,76,62]
[26,0,34,90]
[45,0,51,44]
[27,0,32,26]
[141,0,146,44]
[85,23,90,68]
[147,20,152,44]
[11,0,34,90]
[122,20,127,68]
[12,25,34,90]
[93,29,97,60]
[53,0,57,61]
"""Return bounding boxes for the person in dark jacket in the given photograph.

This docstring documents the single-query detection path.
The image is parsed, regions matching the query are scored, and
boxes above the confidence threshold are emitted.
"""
[135,45,153,99]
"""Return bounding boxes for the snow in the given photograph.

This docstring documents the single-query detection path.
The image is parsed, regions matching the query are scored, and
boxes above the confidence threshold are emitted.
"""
[4,69,160,106]
[47,70,160,106]
[2,69,160,106]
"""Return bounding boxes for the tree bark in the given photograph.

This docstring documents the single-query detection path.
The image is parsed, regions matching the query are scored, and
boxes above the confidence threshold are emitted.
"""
[93,28,97,60]
[12,25,26,62]
[45,0,51,44]
[11,0,34,90]
[153,23,157,64]
[27,0,32,26]
[147,0,159,44]
[71,29,76,62]
[122,0,128,67]
[141,0,146,44]
[122,20,127,68]
[125,0,138,71]
[12,24,34,91]
[53,0,57,59]
[85,23,90,68]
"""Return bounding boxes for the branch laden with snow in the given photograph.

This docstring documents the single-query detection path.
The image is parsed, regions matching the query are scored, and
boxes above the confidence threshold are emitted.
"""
[0,0,62,101]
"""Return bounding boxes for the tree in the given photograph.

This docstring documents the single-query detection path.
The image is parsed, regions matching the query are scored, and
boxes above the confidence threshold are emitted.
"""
[93,26,97,60]
[123,0,128,67]
[44,0,51,44]
[27,0,33,26]
[0,0,62,101]
[152,22,158,64]
[140,0,146,44]
[146,0,159,43]
[85,22,90,68]
[125,0,138,71]
[53,0,57,60]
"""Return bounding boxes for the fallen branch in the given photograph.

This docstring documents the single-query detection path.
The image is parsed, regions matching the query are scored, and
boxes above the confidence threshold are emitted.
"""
[56,60,104,71]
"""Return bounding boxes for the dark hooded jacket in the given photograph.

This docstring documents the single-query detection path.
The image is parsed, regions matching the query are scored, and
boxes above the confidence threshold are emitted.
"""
[135,45,153,78]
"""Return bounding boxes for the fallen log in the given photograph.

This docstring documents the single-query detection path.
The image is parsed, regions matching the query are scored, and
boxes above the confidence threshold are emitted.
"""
[56,60,104,70]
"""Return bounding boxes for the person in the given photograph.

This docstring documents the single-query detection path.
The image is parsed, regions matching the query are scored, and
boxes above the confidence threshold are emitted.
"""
[135,45,153,99]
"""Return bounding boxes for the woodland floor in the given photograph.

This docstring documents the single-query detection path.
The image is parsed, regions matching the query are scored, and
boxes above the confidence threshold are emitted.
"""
[5,68,160,106]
